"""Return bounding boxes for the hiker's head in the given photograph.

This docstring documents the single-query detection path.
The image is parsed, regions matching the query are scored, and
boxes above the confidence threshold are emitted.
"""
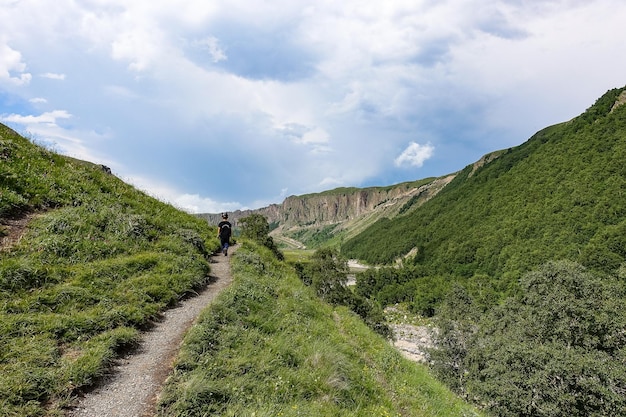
[222,213,228,219]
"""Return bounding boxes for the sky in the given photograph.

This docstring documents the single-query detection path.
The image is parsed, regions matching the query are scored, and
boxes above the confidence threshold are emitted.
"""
[1,0,626,213]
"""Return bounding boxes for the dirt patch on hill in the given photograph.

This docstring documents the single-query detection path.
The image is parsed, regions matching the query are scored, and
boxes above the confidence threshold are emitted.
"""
[0,211,39,251]
[611,90,626,113]
[390,324,434,363]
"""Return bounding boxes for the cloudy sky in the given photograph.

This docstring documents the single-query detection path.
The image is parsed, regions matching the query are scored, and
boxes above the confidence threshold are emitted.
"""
[1,0,625,213]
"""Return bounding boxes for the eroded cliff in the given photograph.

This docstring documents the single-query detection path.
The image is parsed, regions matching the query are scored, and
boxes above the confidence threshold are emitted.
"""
[197,175,455,248]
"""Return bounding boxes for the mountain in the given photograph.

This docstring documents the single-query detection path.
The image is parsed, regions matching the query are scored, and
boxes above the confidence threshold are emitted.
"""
[197,175,457,249]
[342,86,626,281]
[199,85,626,287]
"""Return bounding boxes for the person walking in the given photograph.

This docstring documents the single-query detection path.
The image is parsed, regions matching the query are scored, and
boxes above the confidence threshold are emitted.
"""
[217,213,232,256]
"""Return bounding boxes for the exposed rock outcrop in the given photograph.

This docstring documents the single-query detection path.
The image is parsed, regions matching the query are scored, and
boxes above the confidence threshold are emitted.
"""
[611,90,626,113]
[197,175,456,241]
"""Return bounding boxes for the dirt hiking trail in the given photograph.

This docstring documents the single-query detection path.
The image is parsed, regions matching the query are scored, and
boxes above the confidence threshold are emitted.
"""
[66,247,236,417]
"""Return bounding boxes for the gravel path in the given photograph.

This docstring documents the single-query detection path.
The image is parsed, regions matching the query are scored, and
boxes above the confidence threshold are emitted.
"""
[66,247,236,417]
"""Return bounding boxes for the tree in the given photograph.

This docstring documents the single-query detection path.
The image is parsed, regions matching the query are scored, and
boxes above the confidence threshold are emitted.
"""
[295,248,391,338]
[432,260,626,417]
[307,248,350,304]
[239,214,283,260]
[239,213,270,242]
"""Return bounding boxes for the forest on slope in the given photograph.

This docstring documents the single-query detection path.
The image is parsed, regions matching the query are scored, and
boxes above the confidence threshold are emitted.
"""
[340,86,626,416]
[343,86,626,289]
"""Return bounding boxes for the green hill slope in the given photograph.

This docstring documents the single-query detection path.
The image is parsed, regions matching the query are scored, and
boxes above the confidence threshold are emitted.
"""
[0,124,219,416]
[157,241,483,417]
[339,86,626,417]
[342,86,626,283]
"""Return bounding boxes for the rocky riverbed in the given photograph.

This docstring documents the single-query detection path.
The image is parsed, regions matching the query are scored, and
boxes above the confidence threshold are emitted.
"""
[385,305,435,364]
[390,323,434,363]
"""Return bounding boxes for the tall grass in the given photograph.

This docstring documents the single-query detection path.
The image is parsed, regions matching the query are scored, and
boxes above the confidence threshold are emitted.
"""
[157,242,482,417]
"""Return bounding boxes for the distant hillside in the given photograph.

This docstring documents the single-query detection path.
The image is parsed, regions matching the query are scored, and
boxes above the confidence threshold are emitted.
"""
[343,86,626,281]
[197,176,456,249]
[343,86,626,417]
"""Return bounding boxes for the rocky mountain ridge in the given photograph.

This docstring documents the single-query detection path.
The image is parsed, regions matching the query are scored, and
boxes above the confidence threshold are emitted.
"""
[196,145,509,247]
[197,174,458,248]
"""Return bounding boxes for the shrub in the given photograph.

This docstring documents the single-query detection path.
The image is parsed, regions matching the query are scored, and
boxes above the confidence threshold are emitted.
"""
[431,261,626,417]
[239,213,283,260]
[296,248,391,338]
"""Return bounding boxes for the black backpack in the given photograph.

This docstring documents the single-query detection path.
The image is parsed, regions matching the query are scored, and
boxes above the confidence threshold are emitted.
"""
[219,222,231,239]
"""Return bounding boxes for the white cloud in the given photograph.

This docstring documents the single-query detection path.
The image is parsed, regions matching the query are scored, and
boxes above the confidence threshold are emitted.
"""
[124,174,240,214]
[319,177,343,188]
[0,42,31,85]
[111,29,164,72]
[394,142,435,168]
[196,36,227,63]
[1,110,72,126]
[40,72,66,80]
[300,127,329,145]
[2,0,626,210]
[173,193,242,214]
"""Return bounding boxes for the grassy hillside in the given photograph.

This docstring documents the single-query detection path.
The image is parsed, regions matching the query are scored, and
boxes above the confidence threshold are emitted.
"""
[342,86,626,284]
[0,124,220,416]
[157,241,483,417]
[296,179,432,198]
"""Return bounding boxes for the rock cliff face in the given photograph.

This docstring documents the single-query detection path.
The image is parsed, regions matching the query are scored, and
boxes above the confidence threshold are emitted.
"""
[281,188,402,226]
[197,175,455,239]
[276,177,453,228]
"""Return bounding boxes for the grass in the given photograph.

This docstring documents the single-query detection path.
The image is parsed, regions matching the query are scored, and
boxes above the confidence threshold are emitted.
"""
[282,249,316,264]
[0,124,221,416]
[0,209,218,416]
[157,242,483,417]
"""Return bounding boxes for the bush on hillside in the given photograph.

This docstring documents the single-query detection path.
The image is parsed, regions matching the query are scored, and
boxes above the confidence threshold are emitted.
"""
[239,213,283,260]
[296,248,391,338]
[430,260,626,417]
